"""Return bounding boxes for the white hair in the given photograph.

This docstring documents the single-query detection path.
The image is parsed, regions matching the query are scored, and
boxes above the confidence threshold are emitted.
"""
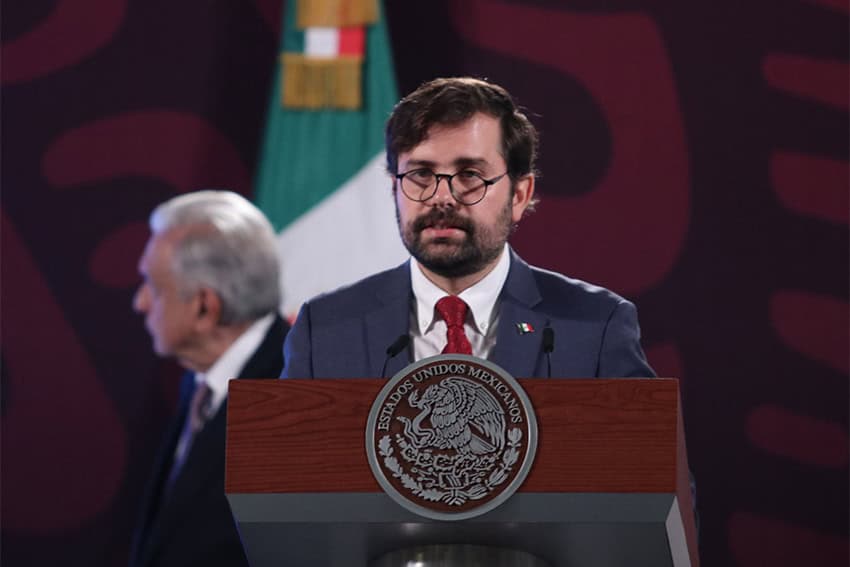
[150,190,281,325]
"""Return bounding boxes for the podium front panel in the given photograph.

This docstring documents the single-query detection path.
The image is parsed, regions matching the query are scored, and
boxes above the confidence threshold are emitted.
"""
[226,378,696,567]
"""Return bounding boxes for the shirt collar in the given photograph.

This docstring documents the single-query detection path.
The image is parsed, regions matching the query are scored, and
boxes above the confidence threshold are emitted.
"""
[410,243,511,336]
[195,313,275,409]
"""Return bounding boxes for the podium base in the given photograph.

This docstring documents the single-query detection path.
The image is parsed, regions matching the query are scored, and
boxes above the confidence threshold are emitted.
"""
[369,544,551,567]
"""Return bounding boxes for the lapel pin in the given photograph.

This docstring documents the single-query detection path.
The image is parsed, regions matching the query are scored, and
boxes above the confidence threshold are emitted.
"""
[516,322,535,335]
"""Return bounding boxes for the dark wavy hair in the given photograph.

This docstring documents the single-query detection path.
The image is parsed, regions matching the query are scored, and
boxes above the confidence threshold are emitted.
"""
[385,77,539,182]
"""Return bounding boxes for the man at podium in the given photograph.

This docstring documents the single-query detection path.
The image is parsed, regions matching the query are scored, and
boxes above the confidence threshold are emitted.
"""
[282,77,654,380]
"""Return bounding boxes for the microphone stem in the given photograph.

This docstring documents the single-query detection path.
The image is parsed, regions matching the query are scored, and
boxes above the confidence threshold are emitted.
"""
[382,335,410,379]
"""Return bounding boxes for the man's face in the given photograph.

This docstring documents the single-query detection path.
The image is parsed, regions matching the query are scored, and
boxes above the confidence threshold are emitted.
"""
[395,112,534,278]
[133,229,200,360]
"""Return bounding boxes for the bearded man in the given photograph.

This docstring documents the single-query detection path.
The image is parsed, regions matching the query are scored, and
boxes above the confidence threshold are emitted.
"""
[281,77,654,380]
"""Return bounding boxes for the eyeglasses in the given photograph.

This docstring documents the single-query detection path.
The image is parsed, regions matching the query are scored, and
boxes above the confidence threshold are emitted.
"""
[395,168,508,205]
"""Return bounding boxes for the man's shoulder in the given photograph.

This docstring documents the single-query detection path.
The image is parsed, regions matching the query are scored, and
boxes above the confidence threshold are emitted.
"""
[303,261,409,315]
[531,264,626,301]
[515,258,632,319]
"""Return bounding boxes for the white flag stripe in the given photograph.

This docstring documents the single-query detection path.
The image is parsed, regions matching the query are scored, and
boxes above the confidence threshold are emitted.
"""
[304,27,340,57]
[276,152,409,317]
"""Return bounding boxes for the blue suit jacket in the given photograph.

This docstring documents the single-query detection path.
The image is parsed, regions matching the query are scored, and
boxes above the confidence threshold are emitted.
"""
[283,250,654,379]
[130,315,289,567]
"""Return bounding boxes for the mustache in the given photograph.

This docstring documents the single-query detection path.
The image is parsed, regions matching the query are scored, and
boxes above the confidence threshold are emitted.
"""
[411,209,473,233]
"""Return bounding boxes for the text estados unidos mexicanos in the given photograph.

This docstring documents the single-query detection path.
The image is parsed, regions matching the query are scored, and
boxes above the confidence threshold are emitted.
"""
[376,363,524,431]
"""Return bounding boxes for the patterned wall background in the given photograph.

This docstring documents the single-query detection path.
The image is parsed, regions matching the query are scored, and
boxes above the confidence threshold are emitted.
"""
[2,0,847,565]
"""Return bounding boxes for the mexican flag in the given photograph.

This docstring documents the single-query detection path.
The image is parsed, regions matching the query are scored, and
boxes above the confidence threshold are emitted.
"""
[255,0,407,318]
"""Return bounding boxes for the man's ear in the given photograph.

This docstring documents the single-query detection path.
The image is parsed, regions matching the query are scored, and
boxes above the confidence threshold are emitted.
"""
[511,174,536,223]
[195,287,222,330]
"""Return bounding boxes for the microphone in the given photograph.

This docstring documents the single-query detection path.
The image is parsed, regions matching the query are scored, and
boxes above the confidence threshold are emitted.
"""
[381,334,410,378]
[542,327,555,378]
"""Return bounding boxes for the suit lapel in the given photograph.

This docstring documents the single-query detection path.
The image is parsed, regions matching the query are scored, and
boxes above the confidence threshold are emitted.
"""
[159,314,287,527]
[365,262,413,378]
[145,404,227,552]
[489,250,547,378]
[365,254,547,378]
[130,373,195,567]
[134,317,289,565]
[238,315,287,379]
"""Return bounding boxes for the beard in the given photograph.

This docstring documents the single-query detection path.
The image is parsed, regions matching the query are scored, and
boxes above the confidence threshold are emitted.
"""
[398,201,513,279]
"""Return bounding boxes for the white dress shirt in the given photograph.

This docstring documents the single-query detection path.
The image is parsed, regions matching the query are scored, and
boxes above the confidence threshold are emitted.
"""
[409,244,511,360]
[194,313,276,414]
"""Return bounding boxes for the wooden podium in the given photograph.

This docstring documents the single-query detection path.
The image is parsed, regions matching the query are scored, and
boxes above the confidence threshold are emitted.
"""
[225,378,699,567]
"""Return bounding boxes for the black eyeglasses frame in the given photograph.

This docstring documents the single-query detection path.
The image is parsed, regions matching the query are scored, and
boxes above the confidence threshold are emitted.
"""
[395,168,509,205]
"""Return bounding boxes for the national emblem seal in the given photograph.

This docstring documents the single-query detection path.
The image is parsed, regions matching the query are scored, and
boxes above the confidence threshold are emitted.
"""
[365,355,538,520]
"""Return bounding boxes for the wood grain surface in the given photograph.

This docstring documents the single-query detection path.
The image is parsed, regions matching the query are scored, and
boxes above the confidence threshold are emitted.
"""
[226,378,681,494]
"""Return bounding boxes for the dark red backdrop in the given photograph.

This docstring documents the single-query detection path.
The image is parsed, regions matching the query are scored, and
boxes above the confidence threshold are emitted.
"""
[2,1,847,565]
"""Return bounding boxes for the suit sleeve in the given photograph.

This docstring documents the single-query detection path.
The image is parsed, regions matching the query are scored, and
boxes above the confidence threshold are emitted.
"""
[280,302,314,378]
[597,299,656,378]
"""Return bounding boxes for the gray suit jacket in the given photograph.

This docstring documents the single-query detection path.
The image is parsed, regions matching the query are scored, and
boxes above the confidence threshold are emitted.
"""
[282,250,654,379]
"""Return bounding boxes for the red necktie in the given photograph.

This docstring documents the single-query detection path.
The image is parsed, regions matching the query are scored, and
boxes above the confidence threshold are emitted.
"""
[436,296,473,355]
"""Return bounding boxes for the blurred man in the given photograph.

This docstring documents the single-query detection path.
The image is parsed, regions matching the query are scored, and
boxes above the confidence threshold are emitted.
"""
[130,190,288,567]
[282,77,654,379]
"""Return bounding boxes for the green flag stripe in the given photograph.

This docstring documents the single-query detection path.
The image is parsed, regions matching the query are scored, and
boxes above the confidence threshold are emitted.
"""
[254,0,398,231]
